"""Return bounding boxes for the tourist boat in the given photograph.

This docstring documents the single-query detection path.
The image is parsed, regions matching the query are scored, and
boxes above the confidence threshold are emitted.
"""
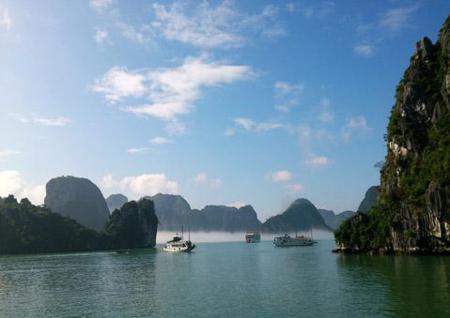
[273,233,317,247]
[245,231,261,243]
[163,229,196,253]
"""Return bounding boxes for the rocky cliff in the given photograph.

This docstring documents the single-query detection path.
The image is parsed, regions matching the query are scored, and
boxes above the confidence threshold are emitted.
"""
[44,176,110,231]
[144,193,191,230]
[336,17,450,254]
[262,198,332,233]
[190,205,261,232]
[319,209,356,230]
[357,186,380,213]
[106,193,128,212]
[104,199,158,248]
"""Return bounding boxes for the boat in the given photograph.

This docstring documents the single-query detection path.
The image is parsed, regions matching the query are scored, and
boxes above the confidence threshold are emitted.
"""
[273,230,317,247]
[163,234,196,252]
[245,231,261,243]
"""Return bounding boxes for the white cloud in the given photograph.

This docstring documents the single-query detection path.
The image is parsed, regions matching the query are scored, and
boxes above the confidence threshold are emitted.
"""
[93,66,147,104]
[268,170,292,182]
[274,81,304,112]
[193,172,222,188]
[379,5,418,31]
[354,44,374,57]
[286,183,304,193]
[0,170,45,205]
[194,172,208,184]
[95,57,252,121]
[150,136,173,145]
[117,22,152,44]
[127,147,150,154]
[342,115,368,141]
[33,116,71,127]
[234,117,284,133]
[152,1,285,49]
[90,0,113,12]
[101,173,117,189]
[304,156,330,168]
[0,149,20,157]
[11,113,71,127]
[94,29,109,44]
[230,201,246,208]
[0,8,11,31]
[101,173,178,199]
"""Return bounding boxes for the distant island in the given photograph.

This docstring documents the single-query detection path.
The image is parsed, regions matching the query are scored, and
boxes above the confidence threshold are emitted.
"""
[0,194,158,255]
[0,169,380,255]
[335,17,450,254]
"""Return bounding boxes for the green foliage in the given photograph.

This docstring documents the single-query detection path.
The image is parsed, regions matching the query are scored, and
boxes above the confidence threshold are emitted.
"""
[0,196,103,254]
[0,196,158,255]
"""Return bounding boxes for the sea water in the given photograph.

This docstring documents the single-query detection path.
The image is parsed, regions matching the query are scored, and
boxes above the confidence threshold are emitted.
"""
[1,240,450,317]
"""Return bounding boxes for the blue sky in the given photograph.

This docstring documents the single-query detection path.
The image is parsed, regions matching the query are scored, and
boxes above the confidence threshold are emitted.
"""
[0,0,449,220]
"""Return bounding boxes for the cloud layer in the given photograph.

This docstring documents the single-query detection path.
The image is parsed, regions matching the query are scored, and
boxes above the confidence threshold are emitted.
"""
[94,57,252,121]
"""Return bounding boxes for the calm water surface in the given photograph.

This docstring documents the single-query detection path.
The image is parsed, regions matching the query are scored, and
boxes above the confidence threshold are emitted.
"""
[1,240,450,317]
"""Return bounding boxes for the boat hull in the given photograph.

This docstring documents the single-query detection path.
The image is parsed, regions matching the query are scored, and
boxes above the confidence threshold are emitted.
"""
[163,245,195,253]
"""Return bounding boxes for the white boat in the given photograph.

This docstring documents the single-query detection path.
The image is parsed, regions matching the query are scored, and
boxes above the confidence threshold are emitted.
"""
[245,231,261,243]
[273,234,317,247]
[163,234,195,253]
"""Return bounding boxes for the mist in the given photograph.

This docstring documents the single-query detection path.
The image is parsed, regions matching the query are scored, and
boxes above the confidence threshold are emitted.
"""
[156,229,334,244]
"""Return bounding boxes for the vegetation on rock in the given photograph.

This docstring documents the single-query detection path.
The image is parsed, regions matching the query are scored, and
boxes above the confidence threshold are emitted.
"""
[0,195,158,255]
[335,17,450,254]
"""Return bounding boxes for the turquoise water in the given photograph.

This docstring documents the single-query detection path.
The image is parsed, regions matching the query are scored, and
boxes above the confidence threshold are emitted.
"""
[1,240,450,317]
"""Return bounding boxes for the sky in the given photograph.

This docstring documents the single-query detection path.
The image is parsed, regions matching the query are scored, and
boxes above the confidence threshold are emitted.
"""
[0,0,449,221]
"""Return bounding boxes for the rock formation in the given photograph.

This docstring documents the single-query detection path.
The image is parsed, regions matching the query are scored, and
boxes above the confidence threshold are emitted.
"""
[190,205,261,232]
[144,193,191,231]
[104,199,158,248]
[357,186,380,213]
[319,209,356,230]
[262,198,332,233]
[336,17,450,254]
[44,176,110,231]
[106,193,128,212]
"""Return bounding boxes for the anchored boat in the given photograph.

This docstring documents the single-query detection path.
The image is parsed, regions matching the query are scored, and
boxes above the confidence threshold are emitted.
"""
[273,230,317,247]
[245,231,261,243]
[163,234,196,252]
[163,224,196,253]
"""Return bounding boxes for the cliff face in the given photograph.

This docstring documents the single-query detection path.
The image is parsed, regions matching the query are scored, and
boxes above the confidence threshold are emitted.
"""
[106,194,128,212]
[104,199,158,248]
[44,176,110,231]
[319,209,356,230]
[145,194,191,231]
[190,205,261,232]
[336,17,450,254]
[357,186,380,213]
[262,198,332,233]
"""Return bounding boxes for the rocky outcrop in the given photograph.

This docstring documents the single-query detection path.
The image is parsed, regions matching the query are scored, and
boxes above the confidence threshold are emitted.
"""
[190,205,261,232]
[44,176,110,231]
[319,209,356,230]
[146,194,262,231]
[335,17,450,254]
[357,186,380,213]
[106,194,128,212]
[144,194,191,231]
[104,199,158,248]
[262,198,332,233]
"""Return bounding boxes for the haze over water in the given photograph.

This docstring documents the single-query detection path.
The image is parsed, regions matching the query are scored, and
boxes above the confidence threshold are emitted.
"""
[1,240,449,318]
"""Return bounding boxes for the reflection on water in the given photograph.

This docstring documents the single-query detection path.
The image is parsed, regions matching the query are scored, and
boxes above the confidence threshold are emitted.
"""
[336,254,450,317]
[0,240,449,317]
